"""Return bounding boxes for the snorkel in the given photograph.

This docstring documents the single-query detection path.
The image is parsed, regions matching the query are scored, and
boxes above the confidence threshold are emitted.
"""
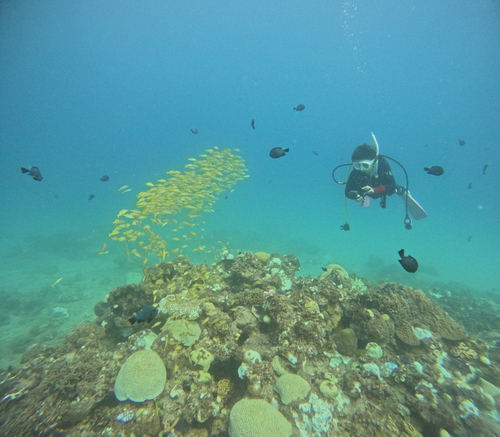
[370,131,380,176]
[332,133,412,230]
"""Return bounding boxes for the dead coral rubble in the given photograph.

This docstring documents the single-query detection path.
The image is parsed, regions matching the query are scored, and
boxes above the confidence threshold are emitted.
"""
[1,252,499,437]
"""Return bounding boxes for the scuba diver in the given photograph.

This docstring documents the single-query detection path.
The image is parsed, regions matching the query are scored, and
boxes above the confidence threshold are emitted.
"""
[345,143,396,208]
[332,132,427,231]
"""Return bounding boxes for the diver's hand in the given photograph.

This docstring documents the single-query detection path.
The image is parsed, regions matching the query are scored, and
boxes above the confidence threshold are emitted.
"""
[348,190,363,202]
[362,186,374,196]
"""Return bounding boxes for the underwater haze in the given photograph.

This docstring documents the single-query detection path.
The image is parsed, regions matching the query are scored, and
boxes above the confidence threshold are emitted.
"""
[0,0,499,368]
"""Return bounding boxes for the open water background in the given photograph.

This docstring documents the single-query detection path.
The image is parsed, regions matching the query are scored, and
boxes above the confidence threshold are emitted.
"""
[0,0,499,367]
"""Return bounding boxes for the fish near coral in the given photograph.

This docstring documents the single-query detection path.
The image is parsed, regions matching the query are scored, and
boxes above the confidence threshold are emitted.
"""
[398,249,418,273]
[129,305,158,324]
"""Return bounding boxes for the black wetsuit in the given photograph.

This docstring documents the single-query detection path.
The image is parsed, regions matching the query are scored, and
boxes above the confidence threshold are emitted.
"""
[345,156,397,205]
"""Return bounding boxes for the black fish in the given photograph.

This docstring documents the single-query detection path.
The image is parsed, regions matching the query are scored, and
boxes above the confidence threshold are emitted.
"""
[468,183,472,190]
[483,164,488,175]
[191,128,199,134]
[312,150,319,156]
[398,249,418,273]
[128,305,158,325]
[21,166,43,181]
[88,194,95,201]
[468,236,472,242]
[100,175,109,182]
[424,166,444,176]
[293,104,305,111]
[269,147,289,159]
[458,139,466,146]
[251,119,255,129]
[321,267,327,272]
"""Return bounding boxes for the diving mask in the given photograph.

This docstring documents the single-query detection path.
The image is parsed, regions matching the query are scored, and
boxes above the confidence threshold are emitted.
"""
[353,159,374,171]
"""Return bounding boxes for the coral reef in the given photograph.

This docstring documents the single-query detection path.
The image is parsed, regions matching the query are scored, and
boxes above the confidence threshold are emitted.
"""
[1,252,499,437]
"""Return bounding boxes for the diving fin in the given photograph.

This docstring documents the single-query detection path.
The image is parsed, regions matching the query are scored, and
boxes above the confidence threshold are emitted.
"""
[397,190,428,220]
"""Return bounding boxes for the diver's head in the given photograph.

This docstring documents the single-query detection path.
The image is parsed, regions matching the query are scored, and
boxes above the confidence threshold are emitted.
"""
[352,144,377,173]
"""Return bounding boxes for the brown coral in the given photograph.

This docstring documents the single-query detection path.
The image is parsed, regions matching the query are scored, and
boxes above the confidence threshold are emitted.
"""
[216,378,233,400]
[450,342,478,360]
[360,284,465,346]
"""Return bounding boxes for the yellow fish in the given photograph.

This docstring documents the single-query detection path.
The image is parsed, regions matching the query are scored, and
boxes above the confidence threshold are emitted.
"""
[121,189,132,193]
[130,249,142,258]
[117,185,129,192]
[51,277,63,288]
[117,209,128,217]
[145,182,155,187]
[98,243,108,255]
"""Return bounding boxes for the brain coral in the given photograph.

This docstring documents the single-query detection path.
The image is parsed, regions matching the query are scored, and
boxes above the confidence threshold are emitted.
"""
[274,373,311,405]
[114,350,166,402]
[229,398,292,437]
[363,284,464,346]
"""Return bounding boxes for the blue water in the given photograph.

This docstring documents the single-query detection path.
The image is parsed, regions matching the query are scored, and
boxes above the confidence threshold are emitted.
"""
[1,0,499,367]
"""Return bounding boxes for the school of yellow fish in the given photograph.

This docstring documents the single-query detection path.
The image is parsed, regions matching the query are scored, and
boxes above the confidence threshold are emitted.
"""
[108,148,248,263]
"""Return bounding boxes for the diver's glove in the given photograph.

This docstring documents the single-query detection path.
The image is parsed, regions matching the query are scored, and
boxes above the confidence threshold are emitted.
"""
[362,186,374,196]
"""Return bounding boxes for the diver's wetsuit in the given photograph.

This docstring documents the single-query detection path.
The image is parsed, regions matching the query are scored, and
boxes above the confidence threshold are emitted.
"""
[345,156,397,206]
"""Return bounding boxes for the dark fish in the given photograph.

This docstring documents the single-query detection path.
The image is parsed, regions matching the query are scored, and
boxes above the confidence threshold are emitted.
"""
[128,305,158,325]
[312,150,319,156]
[483,164,488,175]
[293,104,305,111]
[269,147,289,159]
[88,194,95,201]
[191,128,199,134]
[251,119,255,129]
[398,249,418,273]
[21,166,43,181]
[100,175,109,182]
[458,139,466,146]
[321,267,327,272]
[468,236,472,242]
[424,166,444,176]
[468,183,472,190]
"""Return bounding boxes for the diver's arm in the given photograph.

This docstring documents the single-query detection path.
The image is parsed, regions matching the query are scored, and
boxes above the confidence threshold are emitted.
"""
[371,167,397,196]
[345,175,360,199]
[372,184,397,195]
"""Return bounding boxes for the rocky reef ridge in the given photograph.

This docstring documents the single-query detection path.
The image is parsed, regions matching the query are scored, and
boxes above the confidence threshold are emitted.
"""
[1,251,499,436]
